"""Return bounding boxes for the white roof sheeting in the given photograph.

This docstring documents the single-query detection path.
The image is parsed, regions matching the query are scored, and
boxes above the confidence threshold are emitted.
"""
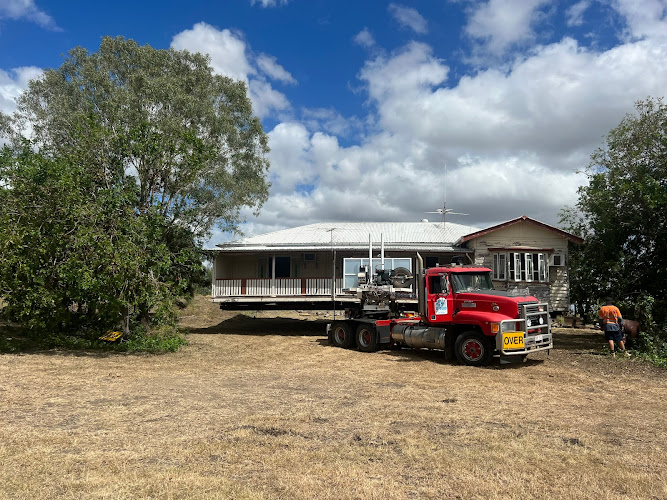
[216,221,479,252]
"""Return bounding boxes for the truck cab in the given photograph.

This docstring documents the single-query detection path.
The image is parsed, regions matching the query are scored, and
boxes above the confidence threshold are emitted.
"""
[417,265,552,364]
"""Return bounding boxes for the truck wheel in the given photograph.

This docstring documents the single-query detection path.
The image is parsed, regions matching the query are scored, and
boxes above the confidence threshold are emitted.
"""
[331,322,354,348]
[391,267,414,288]
[356,324,379,352]
[454,331,492,366]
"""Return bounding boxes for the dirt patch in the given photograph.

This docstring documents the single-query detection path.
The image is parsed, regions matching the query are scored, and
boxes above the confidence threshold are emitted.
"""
[1,295,666,499]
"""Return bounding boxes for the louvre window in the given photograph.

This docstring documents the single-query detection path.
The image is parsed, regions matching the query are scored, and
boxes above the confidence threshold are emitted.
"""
[494,252,547,282]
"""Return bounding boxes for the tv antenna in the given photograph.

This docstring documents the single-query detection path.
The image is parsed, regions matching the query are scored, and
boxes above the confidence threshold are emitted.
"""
[426,202,469,226]
[425,164,468,226]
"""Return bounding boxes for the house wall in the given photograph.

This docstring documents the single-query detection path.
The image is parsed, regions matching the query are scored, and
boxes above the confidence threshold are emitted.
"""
[465,221,570,313]
[215,252,336,279]
[214,250,470,281]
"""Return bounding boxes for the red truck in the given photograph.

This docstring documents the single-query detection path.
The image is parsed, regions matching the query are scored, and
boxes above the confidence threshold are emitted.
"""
[328,253,552,365]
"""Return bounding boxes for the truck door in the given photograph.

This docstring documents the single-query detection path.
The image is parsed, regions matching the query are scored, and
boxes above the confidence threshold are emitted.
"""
[426,274,453,324]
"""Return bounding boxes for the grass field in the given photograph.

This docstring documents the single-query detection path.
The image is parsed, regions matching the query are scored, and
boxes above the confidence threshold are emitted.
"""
[1,295,666,499]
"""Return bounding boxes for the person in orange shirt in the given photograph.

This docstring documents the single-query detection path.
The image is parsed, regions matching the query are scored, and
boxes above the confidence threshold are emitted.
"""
[599,298,629,357]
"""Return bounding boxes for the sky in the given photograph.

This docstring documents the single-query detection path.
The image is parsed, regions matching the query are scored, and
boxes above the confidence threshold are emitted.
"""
[1,0,666,246]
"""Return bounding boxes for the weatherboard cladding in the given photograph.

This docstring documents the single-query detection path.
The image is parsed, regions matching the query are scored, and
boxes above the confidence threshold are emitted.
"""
[216,222,480,252]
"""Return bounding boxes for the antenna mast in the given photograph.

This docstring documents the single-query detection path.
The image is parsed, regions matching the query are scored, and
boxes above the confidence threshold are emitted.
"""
[424,163,469,227]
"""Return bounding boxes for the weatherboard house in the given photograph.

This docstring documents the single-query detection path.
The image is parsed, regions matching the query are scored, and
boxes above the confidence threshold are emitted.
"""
[211,216,583,315]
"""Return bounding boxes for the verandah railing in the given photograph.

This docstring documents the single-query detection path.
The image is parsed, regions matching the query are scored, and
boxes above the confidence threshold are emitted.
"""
[213,278,344,298]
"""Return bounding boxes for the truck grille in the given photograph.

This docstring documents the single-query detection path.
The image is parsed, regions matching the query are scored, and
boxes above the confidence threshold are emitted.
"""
[519,302,539,316]
[497,302,552,356]
[520,302,550,334]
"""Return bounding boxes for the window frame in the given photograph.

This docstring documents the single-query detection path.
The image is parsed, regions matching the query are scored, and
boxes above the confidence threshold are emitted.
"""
[495,251,549,283]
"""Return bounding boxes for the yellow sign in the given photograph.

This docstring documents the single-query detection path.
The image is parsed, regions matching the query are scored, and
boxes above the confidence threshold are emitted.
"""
[502,332,525,350]
[99,331,123,342]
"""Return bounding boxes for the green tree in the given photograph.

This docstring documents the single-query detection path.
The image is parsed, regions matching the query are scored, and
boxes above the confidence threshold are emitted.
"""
[561,97,667,325]
[1,37,270,337]
[9,36,269,237]
[0,144,173,334]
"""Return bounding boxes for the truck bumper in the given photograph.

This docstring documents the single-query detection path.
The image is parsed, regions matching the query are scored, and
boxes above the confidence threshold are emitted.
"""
[496,302,552,356]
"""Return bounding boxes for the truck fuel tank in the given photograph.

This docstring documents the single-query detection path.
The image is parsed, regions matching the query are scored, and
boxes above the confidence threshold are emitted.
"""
[391,324,448,350]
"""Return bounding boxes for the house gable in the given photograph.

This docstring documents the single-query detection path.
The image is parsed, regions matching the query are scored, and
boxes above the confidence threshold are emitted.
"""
[458,215,584,245]
[459,216,580,313]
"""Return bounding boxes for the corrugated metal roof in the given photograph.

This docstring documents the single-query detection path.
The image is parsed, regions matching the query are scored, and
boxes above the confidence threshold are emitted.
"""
[216,221,479,252]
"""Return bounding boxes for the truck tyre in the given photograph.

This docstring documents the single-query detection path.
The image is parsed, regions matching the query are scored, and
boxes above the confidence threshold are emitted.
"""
[356,324,379,352]
[391,267,414,289]
[331,322,354,348]
[454,331,492,366]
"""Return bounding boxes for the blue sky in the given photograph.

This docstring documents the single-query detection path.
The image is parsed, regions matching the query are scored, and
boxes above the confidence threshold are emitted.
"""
[1,0,667,246]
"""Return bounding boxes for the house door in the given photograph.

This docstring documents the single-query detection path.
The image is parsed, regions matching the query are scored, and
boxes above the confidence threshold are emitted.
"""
[270,256,291,278]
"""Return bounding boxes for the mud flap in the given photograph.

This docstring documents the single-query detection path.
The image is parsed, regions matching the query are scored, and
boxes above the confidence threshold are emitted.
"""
[443,331,456,361]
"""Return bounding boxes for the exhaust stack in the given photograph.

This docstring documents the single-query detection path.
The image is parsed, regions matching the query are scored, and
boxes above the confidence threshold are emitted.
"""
[416,252,426,321]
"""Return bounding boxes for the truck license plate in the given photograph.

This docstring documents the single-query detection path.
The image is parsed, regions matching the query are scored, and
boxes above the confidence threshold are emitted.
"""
[502,332,525,350]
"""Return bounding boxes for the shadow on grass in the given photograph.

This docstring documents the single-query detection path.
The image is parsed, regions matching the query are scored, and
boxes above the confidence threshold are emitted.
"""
[0,328,125,357]
[184,314,329,337]
[319,341,546,368]
[552,327,604,353]
[0,324,179,357]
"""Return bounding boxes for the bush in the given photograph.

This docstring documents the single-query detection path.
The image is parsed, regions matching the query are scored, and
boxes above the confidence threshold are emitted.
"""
[0,324,187,354]
[633,332,667,369]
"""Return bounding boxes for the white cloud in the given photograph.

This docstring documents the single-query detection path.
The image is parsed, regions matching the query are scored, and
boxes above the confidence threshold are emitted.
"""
[0,66,42,115]
[0,0,60,30]
[250,0,289,7]
[362,36,667,171]
[300,107,361,137]
[256,54,296,84]
[566,0,591,27]
[360,42,448,103]
[611,0,667,40]
[0,66,41,143]
[388,4,428,34]
[353,28,376,49]
[171,23,253,82]
[171,23,292,119]
[239,16,667,237]
[464,0,550,56]
[249,79,290,118]
[168,6,667,242]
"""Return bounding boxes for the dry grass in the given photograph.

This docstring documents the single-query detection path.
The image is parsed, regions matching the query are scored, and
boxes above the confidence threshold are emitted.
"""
[1,295,666,499]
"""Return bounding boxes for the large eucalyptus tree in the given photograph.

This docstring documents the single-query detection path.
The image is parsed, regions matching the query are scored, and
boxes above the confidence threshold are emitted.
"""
[11,36,270,237]
[0,37,270,335]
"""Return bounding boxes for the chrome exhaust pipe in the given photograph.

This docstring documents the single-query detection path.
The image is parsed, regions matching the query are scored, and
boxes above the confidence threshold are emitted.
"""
[416,252,426,321]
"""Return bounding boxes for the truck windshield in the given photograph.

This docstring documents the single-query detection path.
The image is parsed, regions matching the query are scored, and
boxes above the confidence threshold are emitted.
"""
[451,272,494,293]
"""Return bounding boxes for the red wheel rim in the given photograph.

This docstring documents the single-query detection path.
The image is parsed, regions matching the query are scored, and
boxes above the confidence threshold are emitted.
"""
[362,330,371,346]
[462,339,483,361]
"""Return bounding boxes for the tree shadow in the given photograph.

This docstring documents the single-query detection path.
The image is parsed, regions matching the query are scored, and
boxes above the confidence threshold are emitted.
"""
[0,325,154,358]
[184,314,329,337]
[0,328,132,358]
[552,327,603,353]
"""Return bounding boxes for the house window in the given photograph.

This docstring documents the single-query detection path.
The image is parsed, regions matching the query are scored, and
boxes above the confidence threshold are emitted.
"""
[493,253,506,280]
[497,252,547,282]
